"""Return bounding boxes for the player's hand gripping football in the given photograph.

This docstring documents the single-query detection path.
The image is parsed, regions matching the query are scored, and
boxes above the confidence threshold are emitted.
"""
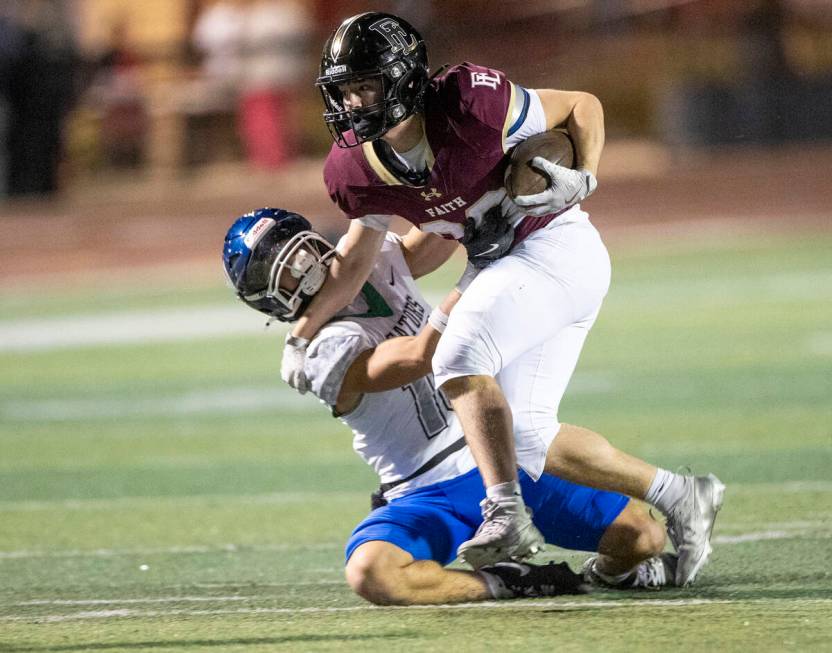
[513,157,597,217]
[281,333,311,394]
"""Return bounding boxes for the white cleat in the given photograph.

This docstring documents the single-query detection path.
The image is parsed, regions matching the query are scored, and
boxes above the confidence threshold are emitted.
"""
[582,553,678,590]
[457,498,545,570]
[665,473,726,587]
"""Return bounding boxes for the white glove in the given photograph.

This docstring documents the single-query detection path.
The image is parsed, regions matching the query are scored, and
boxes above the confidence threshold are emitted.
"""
[281,333,310,394]
[454,261,481,294]
[513,157,597,217]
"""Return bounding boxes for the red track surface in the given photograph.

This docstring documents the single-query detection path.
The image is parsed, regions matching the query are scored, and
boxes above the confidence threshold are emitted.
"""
[1,143,830,286]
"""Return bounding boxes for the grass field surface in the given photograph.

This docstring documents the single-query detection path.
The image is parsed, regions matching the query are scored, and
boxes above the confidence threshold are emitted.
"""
[1,229,831,651]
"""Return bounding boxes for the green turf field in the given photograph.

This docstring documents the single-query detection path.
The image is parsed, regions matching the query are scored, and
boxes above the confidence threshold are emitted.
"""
[1,230,831,652]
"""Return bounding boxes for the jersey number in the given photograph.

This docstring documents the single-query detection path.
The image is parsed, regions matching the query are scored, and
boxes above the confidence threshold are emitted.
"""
[420,189,508,240]
[402,376,452,440]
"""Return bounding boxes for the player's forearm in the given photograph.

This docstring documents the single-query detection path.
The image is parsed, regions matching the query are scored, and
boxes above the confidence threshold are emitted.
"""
[292,256,369,340]
[363,288,461,387]
[401,229,460,279]
[292,223,385,340]
[341,291,460,394]
[566,93,604,176]
[365,334,439,390]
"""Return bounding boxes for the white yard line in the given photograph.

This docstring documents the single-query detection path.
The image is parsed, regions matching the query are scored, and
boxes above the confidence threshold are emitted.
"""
[3,597,832,623]
[0,386,316,421]
[1,523,828,562]
[3,482,830,515]
[0,542,342,560]
[0,373,614,422]
[18,596,254,606]
[0,490,367,513]
[0,305,282,353]
[712,530,792,544]
[0,290,442,353]
[735,481,832,493]
[2,259,831,354]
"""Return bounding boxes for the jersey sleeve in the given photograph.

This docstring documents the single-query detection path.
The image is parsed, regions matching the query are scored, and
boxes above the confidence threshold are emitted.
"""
[438,62,516,153]
[357,214,394,231]
[304,323,373,407]
[323,144,394,221]
[504,87,548,149]
[323,147,364,219]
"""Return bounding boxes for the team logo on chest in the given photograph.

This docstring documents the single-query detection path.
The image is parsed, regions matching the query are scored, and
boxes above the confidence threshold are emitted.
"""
[424,196,467,218]
[420,187,442,201]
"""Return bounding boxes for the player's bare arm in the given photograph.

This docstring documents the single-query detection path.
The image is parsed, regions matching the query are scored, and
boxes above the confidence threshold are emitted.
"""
[511,90,604,216]
[399,227,459,279]
[291,220,387,341]
[535,89,605,176]
[336,288,462,412]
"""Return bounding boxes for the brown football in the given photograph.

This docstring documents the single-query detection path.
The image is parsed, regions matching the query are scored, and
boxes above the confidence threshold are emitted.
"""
[506,130,575,199]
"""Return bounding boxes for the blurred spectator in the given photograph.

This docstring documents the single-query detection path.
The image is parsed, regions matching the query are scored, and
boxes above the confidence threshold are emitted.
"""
[736,0,795,143]
[192,0,246,98]
[237,0,312,169]
[0,9,26,198]
[4,0,79,197]
[187,0,246,166]
[89,20,148,169]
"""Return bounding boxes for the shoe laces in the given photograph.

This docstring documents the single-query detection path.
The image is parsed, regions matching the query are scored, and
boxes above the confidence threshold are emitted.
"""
[633,557,667,589]
[476,498,519,537]
[666,476,698,546]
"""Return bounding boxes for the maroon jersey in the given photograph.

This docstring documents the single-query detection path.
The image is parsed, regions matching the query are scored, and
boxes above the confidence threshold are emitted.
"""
[323,62,557,243]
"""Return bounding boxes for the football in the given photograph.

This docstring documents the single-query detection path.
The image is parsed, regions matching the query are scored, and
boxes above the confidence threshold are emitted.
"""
[506,129,575,199]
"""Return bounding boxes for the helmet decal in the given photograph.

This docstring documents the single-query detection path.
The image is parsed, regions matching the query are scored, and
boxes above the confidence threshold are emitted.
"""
[369,17,418,54]
[243,217,276,249]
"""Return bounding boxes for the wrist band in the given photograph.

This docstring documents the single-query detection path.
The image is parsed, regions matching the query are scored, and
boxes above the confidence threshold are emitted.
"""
[285,334,310,348]
[427,307,450,334]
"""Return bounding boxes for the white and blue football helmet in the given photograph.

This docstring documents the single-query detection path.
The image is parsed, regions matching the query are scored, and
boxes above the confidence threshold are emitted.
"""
[222,208,336,322]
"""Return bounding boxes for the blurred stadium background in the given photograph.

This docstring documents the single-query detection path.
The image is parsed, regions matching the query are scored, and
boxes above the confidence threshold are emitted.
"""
[1,1,831,650]
[1,0,831,279]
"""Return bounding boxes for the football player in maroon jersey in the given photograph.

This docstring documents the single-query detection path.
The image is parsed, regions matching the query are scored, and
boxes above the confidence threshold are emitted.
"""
[281,12,724,586]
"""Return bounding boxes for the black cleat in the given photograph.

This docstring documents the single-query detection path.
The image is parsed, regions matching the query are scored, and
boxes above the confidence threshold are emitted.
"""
[479,560,590,599]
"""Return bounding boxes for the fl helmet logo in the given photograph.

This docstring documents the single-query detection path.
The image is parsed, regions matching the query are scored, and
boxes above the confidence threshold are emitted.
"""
[369,18,418,53]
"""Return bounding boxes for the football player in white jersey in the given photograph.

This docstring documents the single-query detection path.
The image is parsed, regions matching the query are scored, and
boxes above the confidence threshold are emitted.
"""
[223,208,679,604]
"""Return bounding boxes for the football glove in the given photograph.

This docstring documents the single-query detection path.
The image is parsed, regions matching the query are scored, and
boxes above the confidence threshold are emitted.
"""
[280,333,310,394]
[461,200,517,269]
[513,157,597,217]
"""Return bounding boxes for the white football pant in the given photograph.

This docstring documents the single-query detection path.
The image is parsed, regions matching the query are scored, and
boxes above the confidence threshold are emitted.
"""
[433,207,611,479]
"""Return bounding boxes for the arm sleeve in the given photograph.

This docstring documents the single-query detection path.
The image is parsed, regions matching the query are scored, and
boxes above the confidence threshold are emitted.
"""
[504,87,548,149]
[357,214,394,232]
[304,326,373,406]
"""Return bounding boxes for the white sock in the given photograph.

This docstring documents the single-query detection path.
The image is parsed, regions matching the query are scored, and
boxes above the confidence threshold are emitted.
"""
[486,481,523,504]
[644,468,689,515]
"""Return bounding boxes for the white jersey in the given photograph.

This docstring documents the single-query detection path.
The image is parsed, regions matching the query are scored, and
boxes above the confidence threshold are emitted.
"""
[303,233,475,500]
